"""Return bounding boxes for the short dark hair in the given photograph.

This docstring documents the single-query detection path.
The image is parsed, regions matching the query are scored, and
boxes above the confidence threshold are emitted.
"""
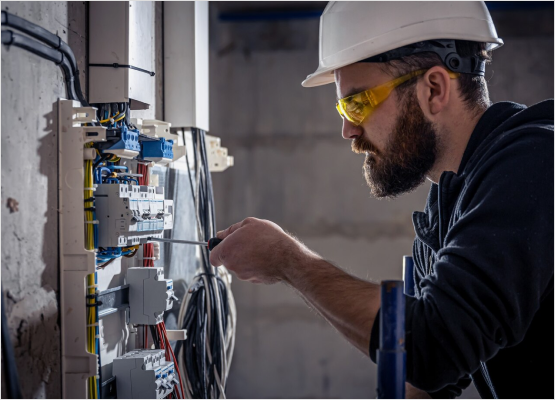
[378,40,493,114]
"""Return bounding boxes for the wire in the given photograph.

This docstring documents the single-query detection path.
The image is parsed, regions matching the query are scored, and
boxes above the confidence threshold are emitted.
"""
[84,143,97,251]
[177,128,236,399]
[86,273,99,399]
[99,111,120,124]
[114,112,126,122]
[1,30,78,101]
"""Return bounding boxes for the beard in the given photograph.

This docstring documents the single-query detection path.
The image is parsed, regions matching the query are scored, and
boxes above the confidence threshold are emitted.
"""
[352,87,438,199]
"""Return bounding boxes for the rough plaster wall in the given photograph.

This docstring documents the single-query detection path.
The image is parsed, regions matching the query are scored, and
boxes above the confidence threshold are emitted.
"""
[1,2,87,398]
[208,3,554,399]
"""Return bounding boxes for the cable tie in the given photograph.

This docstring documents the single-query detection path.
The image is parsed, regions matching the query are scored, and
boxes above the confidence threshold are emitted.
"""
[87,323,99,327]
[85,220,99,224]
[84,187,97,191]
[137,257,156,260]
[95,334,101,339]
[87,284,98,289]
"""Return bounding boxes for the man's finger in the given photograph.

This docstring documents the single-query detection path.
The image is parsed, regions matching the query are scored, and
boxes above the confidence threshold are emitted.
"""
[210,242,224,267]
[216,217,257,239]
[210,232,233,267]
[216,221,243,239]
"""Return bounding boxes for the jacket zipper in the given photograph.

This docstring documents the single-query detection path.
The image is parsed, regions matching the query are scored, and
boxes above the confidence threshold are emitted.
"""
[480,361,498,399]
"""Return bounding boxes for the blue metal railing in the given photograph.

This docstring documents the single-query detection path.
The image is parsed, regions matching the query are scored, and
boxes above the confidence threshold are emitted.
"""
[377,280,406,399]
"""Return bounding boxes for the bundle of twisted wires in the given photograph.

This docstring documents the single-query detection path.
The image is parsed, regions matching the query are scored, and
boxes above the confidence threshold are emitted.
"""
[86,272,100,399]
[176,128,236,399]
[84,143,98,250]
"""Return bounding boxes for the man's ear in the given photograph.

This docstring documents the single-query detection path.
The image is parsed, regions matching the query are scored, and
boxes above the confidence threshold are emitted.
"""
[417,66,453,119]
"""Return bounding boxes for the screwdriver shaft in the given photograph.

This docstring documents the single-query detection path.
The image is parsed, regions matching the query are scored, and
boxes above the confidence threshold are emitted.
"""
[147,237,208,246]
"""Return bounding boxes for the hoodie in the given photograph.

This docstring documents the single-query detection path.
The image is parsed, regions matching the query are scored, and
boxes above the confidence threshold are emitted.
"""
[369,100,554,398]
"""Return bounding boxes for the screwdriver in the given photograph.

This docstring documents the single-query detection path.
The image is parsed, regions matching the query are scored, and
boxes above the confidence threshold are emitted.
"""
[146,237,223,251]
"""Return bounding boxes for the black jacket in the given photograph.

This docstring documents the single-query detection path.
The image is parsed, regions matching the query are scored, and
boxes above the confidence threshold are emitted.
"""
[370,100,554,398]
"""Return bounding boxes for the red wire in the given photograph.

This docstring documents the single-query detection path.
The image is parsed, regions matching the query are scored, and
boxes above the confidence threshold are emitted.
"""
[143,243,154,268]
[161,322,185,399]
[144,325,148,349]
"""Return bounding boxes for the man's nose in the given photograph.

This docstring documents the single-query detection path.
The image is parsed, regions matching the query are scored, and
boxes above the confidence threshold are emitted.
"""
[342,118,363,140]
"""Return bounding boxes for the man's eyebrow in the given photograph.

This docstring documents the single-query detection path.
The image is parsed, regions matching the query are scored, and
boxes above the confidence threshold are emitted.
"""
[336,87,368,101]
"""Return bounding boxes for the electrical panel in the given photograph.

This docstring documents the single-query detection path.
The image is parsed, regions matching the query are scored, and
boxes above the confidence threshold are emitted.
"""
[95,184,174,248]
[127,267,176,325]
[54,2,235,396]
[113,350,178,399]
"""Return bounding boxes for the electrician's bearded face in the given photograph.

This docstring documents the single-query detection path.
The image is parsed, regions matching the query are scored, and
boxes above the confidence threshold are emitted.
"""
[351,85,438,199]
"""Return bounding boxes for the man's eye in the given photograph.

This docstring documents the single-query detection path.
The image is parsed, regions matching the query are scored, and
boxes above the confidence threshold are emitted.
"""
[346,101,364,113]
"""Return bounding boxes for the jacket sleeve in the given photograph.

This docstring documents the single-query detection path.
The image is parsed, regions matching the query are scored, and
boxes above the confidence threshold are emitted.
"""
[403,129,553,391]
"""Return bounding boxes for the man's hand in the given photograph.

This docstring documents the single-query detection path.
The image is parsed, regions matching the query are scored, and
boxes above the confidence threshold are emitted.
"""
[210,217,381,355]
[209,217,316,284]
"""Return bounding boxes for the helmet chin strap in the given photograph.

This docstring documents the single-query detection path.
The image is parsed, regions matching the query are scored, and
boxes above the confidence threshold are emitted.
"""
[359,39,486,76]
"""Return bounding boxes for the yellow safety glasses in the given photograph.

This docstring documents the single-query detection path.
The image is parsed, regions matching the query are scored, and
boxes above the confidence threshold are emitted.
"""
[336,69,460,126]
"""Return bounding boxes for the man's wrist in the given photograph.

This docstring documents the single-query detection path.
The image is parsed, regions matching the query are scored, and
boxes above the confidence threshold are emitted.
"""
[281,242,331,290]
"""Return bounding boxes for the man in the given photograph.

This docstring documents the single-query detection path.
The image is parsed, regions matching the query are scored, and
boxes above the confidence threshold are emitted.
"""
[210,2,554,398]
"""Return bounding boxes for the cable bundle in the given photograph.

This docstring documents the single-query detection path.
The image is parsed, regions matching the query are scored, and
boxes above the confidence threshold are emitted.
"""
[137,162,150,186]
[86,273,101,399]
[176,128,236,399]
[84,144,98,251]
[143,243,155,268]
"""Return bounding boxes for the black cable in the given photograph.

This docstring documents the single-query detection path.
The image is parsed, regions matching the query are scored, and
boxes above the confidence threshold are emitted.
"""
[149,325,161,349]
[1,287,23,399]
[2,30,77,101]
[178,128,230,398]
[1,10,91,106]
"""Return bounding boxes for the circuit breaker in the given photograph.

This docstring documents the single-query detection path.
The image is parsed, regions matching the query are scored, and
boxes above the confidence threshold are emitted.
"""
[127,267,176,325]
[113,350,178,399]
[95,184,174,247]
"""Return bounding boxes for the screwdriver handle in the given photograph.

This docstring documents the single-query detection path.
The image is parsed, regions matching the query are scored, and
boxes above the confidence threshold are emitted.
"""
[207,238,223,251]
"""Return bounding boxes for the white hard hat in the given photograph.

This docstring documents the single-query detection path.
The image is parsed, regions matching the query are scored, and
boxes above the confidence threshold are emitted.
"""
[302,1,503,87]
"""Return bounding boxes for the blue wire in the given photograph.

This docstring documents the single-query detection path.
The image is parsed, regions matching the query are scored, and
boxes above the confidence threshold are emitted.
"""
[108,165,128,172]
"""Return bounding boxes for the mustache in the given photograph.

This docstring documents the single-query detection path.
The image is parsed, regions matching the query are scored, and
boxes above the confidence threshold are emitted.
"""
[351,135,380,155]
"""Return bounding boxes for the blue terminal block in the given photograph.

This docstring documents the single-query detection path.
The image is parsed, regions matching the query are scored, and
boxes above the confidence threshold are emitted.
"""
[377,280,406,399]
[105,125,141,159]
[141,137,174,164]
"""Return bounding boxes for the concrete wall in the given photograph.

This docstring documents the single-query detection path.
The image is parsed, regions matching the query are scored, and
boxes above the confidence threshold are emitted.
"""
[1,2,552,399]
[1,2,159,398]
[208,3,554,399]
[1,2,87,398]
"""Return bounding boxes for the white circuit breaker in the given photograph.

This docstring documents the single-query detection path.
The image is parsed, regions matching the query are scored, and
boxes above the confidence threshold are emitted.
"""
[95,184,174,247]
[113,349,178,399]
[127,267,176,325]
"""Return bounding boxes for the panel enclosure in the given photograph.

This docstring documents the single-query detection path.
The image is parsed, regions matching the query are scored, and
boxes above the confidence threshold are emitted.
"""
[89,1,155,107]
[164,1,209,130]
